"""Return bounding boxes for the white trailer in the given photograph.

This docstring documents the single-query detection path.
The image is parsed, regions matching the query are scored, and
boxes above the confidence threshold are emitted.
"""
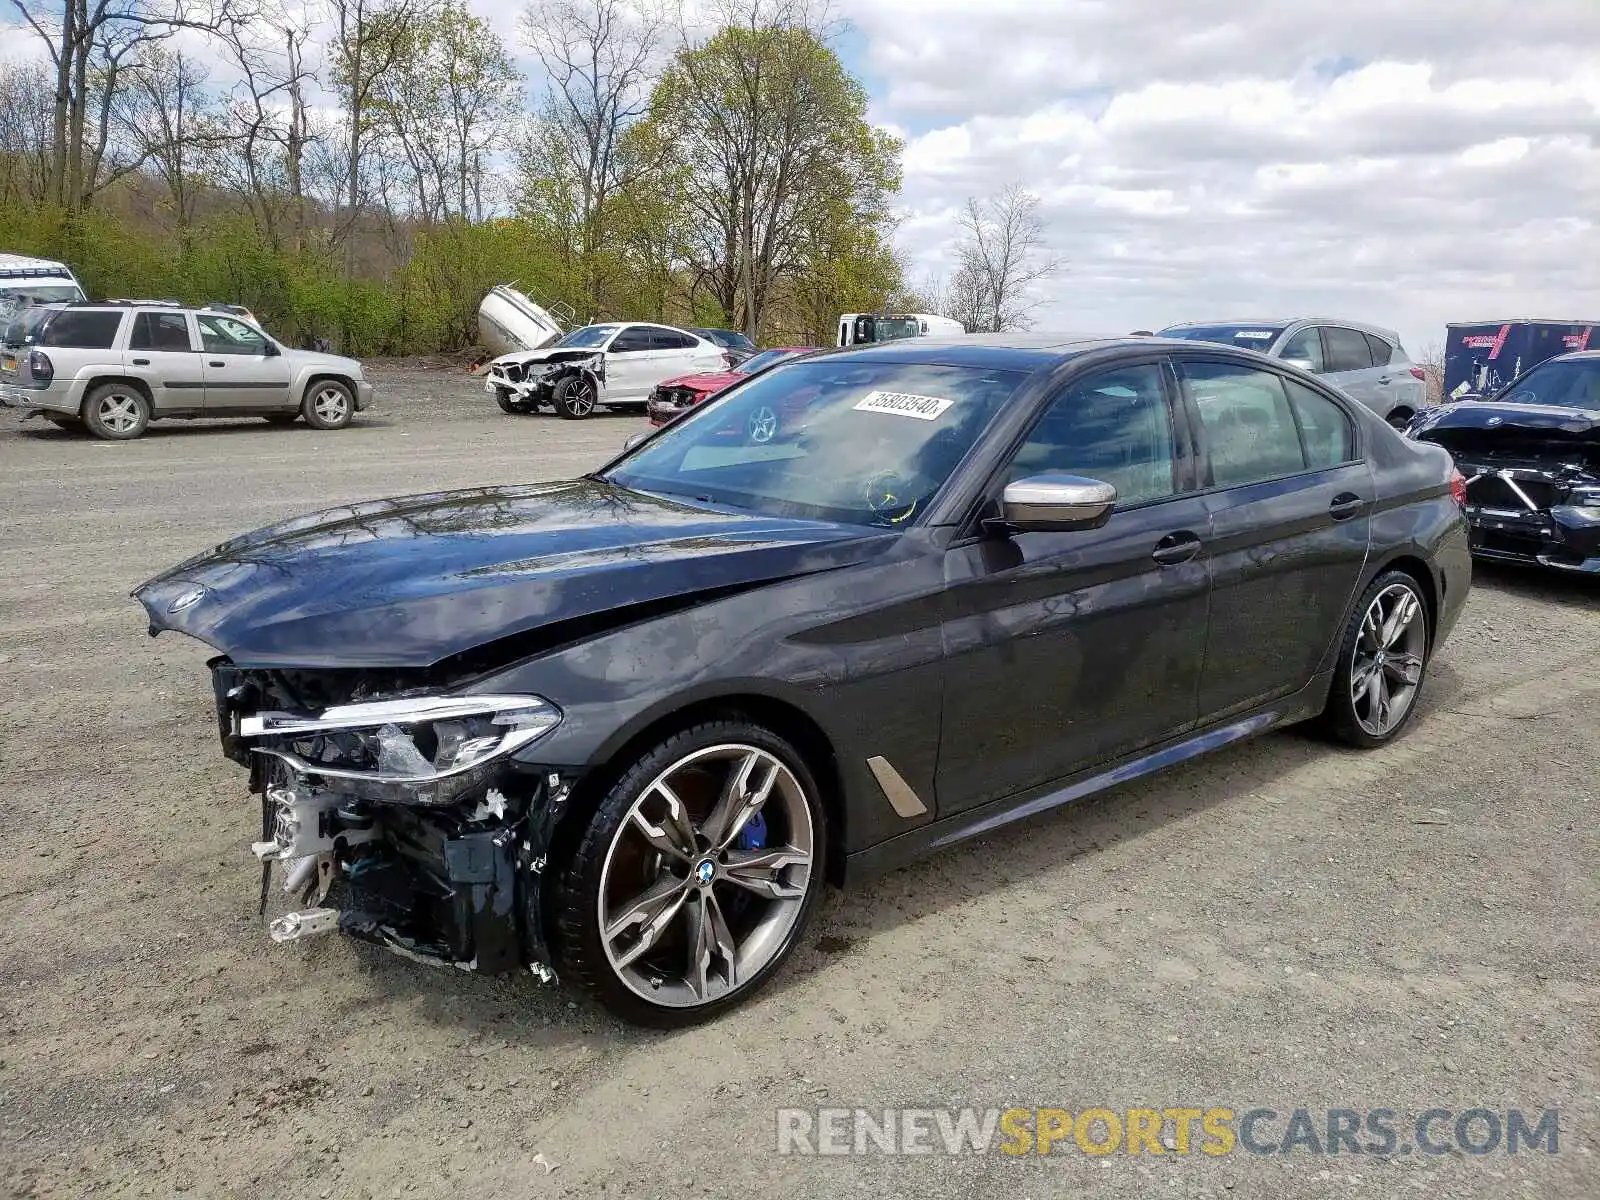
[837,312,965,347]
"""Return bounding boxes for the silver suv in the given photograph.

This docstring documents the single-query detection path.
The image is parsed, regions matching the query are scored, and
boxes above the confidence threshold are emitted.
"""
[0,302,373,440]
[1156,318,1429,429]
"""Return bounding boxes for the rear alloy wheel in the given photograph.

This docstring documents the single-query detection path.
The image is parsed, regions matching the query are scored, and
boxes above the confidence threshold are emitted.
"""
[745,404,780,444]
[302,380,354,430]
[554,721,825,1027]
[553,374,598,419]
[82,383,151,440]
[1324,570,1430,748]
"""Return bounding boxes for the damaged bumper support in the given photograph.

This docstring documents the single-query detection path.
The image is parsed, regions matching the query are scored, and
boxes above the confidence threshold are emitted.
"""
[483,353,604,406]
[221,675,575,980]
[1456,463,1600,571]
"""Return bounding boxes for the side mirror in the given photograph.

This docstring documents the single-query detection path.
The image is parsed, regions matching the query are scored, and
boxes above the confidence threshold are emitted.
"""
[262,341,281,358]
[623,430,650,451]
[998,473,1117,533]
[1283,357,1316,373]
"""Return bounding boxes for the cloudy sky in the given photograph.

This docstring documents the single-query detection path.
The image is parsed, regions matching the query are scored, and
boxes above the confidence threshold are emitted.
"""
[8,0,1599,354]
[831,0,1600,355]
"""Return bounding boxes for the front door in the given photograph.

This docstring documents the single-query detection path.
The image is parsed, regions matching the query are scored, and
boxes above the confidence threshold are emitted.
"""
[937,361,1213,814]
[1174,357,1373,720]
[197,313,292,410]
[124,310,206,412]
[603,325,657,401]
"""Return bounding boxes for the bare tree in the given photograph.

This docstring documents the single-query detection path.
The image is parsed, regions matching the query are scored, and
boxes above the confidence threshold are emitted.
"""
[108,46,215,235]
[1415,338,1445,407]
[953,184,1061,332]
[520,0,666,318]
[9,0,237,211]
[0,61,55,205]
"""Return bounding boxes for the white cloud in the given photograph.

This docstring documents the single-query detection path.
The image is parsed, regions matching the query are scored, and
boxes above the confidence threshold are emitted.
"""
[863,0,1600,352]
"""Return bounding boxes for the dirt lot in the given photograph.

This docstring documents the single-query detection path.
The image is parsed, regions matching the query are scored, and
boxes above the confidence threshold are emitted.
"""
[1,365,1596,1199]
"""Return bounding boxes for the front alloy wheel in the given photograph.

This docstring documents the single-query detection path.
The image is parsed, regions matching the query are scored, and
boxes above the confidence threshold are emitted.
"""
[745,404,780,444]
[302,381,354,429]
[1325,570,1430,747]
[555,722,824,1026]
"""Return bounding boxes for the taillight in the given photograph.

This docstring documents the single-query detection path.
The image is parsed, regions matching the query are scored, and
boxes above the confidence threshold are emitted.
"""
[1449,469,1468,506]
[721,352,734,370]
[1409,366,1426,381]
[28,349,53,386]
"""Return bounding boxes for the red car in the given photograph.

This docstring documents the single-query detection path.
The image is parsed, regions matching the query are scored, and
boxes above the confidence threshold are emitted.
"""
[646,346,818,439]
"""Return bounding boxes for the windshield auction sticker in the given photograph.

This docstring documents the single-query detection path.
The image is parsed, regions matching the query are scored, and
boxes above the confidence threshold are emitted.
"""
[854,390,954,420]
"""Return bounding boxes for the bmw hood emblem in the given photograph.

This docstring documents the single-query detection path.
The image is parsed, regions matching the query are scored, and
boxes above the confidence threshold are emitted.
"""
[167,584,206,613]
[694,860,716,885]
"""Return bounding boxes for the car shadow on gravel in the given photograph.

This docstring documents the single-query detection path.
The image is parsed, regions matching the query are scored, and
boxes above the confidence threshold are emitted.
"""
[1471,560,1600,609]
[9,418,398,440]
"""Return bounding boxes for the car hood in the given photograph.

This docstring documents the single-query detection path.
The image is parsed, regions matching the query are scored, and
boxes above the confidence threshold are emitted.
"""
[491,345,603,368]
[1410,399,1600,439]
[278,347,365,376]
[132,479,895,668]
[659,370,741,392]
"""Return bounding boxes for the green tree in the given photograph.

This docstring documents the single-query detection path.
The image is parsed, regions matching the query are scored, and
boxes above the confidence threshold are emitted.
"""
[638,12,902,339]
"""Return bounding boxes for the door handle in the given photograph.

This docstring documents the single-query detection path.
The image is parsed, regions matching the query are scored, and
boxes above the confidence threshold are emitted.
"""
[130,358,149,366]
[1377,375,1392,385]
[1328,492,1364,521]
[209,360,225,367]
[1151,531,1203,566]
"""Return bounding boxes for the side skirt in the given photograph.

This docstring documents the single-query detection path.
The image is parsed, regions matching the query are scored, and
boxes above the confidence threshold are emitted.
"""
[842,674,1331,882]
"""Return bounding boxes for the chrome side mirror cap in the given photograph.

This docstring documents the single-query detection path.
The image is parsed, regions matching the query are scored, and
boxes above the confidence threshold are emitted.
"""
[999,473,1117,533]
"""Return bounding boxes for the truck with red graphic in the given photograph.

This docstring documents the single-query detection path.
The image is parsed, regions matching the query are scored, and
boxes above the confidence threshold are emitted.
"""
[1445,319,1596,400]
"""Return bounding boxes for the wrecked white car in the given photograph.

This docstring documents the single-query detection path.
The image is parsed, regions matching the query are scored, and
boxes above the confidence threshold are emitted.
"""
[486,322,728,419]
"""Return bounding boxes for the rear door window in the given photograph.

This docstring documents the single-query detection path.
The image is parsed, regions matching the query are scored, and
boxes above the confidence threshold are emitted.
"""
[130,312,194,352]
[38,310,124,350]
[650,329,695,350]
[1180,360,1309,487]
[1324,327,1376,373]
[1284,379,1357,468]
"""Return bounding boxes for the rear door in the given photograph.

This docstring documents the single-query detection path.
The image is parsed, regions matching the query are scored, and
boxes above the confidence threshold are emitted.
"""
[196,313,292,410]
[1175,357,1372,720]
[649,328,707,381]
[125,310,206,411]
[1366,333,1426,416]
[937,359,1213,811]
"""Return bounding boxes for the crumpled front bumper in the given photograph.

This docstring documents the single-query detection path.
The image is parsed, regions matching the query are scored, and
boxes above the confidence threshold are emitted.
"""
[1458,461,1600,571]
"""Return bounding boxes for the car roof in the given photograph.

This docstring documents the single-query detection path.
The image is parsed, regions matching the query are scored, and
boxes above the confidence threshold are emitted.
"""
[1161,316,1403,340]
[820,332,1160,371]
[1548,350,1600,363]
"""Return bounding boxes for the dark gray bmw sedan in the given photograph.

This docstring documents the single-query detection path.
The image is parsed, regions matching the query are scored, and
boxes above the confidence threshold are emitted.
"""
[135,335,1472,1026]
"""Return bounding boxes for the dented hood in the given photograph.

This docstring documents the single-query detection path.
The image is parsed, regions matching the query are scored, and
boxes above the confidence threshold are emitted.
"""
[1410,399,1600,440]
[133,479,894,668]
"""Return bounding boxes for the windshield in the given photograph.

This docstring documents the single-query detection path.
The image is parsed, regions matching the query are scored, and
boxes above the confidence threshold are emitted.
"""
[857,316,921,344]
[0,283,83,323]
[736,349,808,375]
[1493,359,1600,412]
[604,359,1027,527]
[1158,324,1286,350]
[554,324,616,349]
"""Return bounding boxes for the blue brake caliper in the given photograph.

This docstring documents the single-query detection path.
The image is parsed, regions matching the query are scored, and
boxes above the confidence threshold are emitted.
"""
[736,811,767,851]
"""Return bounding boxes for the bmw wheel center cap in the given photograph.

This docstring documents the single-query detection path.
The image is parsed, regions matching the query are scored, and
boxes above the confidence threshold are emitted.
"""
[694,859,716,886]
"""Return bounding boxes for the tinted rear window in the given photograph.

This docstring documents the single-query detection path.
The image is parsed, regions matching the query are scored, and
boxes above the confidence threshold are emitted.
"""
[1324,326,1375,372]
[39,310,123,349]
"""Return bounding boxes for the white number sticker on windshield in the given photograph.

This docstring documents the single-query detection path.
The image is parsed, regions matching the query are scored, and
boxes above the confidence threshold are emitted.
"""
[853,390,953,420]
[1235,331,1274,340]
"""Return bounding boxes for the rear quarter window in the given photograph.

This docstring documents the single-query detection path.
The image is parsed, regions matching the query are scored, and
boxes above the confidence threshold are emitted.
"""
[38,310,124,350]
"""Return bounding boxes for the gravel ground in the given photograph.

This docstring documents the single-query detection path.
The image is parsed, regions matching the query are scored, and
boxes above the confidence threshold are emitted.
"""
[0,365,1596,1199]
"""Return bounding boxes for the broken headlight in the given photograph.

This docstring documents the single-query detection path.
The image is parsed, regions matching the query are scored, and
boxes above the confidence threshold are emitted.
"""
[238,694,561,803]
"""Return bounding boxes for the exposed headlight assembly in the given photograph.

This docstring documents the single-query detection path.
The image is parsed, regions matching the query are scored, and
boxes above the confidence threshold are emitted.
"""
[239,694,561,803]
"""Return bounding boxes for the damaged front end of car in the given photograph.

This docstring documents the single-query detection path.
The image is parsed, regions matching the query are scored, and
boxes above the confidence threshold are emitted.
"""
[212,662,575,981]
[1410,408,1600,571]
[485,350,604,412]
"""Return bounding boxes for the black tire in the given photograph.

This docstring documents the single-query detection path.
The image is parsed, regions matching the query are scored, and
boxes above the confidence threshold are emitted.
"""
[81,382,151,440]
[263,414,299,426]
[552,719,827,1028]
[301,379,354,430]
[1322,569,1431,748]
[553,374,598,420]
